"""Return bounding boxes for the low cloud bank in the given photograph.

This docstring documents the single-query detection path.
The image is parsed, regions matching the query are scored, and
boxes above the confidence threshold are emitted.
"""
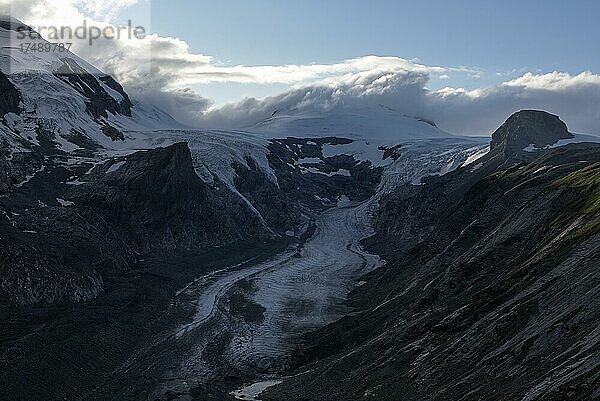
[5,0,600,135]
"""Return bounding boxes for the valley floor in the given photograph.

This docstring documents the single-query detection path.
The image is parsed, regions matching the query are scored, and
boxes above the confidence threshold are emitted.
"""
[154,199,382,400]
[0,200,381,401]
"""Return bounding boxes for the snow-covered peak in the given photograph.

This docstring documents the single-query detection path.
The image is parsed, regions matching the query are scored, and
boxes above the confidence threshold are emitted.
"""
[0,17,102,76]
[247,102,452,142]
[0,17,183,152]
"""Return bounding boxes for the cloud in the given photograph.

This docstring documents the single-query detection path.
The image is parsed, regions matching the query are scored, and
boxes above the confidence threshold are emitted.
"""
[3,0,600,136]
[130,87,213,127]
[3,1,475,90]
[75,0,137,20]
[430,71,600,135]
[198,70,600,136]
[201,68,430,128]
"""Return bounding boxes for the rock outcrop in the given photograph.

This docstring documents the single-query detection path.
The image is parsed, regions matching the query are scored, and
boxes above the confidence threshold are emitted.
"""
[55,58,132,120]
[490,109,574,155]
[0,70,21,118]
[69,142,270,254]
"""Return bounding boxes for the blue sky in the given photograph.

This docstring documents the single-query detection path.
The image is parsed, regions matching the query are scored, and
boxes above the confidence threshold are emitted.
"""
[15,0,599,134]
[114,0,600,105]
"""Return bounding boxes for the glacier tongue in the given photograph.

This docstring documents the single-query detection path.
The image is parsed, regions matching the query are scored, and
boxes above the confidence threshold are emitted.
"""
[150,135,489,398]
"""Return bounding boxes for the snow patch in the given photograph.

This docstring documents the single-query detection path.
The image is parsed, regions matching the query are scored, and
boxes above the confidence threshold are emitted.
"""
[294,157,322,165]
[65,179,86,186]
[461,146,490,166]
[322,140,392,167]
[378,137,489,191]
[332,168,351,176]
[106,160,126,173]
[470,162,484,172]
[231,380,283,401]
[56,198,74,207]
[524,133,600,153]
[532,166,550,175]
[548,133,600,148]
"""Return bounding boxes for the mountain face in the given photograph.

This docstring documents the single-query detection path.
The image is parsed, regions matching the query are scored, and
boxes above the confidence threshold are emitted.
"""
[0,142,274,305]
[491,109,574,155]
[262,111,600,401]
[0,70,21,118]
[55,58,132,120]
[366,111,576,256]
[0,17,176,153]
[68,143,272,254]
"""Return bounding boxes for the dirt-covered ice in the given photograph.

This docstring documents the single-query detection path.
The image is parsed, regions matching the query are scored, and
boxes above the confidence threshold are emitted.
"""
[157,199,381,397]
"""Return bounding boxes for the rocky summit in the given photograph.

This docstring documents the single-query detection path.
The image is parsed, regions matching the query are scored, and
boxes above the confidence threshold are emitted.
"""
[490,110,574,155]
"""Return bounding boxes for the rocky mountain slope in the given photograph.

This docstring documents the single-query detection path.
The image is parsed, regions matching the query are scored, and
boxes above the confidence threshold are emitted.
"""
[263,110,600,401]
[0,142,275,305]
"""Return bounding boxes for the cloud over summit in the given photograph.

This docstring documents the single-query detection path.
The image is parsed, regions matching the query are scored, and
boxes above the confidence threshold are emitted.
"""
[3,0,600,136]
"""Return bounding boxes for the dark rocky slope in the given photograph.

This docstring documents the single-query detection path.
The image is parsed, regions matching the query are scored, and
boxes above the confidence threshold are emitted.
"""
[68,143,270,255]
[491,109,574,155]
[0,70,21,118]
[55,58,132,120]
[266,137,383,210]
[264,111,600,401]
[0,143,270,305]
[368,109,580,258]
